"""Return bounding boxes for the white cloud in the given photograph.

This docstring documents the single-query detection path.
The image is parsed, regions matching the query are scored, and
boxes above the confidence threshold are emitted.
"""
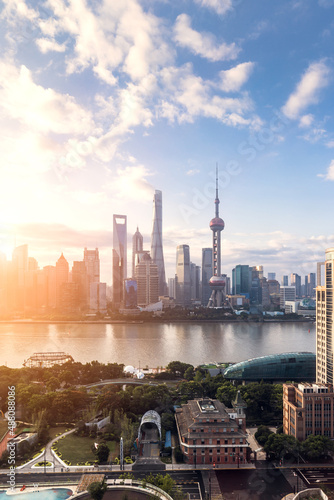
[300,127,326,143]
[193,0,233,15]
[0,60,94,135]
[282,60,331,119]
[326,140,334,148]
[186,169,200,175]
[36,37,67,53]
[108,165,155,202]
[159,64,261,129]
[174,14,239,62]
[219,62,255,92]
[322,159,334,180]
[298,114,314,128]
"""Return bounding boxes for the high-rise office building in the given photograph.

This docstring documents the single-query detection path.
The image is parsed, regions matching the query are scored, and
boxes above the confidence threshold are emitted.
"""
[176,245,191,307]
[308,272,316,298]
[84,248,100,283]
[268,272,276,281]
[279,286,296,309]
[232,265,251,296]
[253,265,264,279]
[168,277,176,299]
[316,248,334,384]
[136,254,159,307]
[56,253,69,309]
[151,190,166,296]
[90,282,107,313]
[11,244,28,311]
[207,168,225,307]
[72,261,89,310]
[201,248,212,306]
[190,262,200,301]
[290,273,302,298]
[281,275,289,286]
[112,214,127,310]
[132,227,144,278]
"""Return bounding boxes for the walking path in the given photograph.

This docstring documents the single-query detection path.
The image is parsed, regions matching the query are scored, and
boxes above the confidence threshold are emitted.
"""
[17,429,76,472]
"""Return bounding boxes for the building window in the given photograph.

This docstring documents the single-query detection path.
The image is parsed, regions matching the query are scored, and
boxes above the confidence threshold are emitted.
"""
[225,448,228,453]
[223,428,226,432]
[209,449,212,454]
[201,449,205,454]
[201,440,205,445]
[217,440,220,445]
[217,449,220,454]
[193,440,196,445]
[201,428,204,433]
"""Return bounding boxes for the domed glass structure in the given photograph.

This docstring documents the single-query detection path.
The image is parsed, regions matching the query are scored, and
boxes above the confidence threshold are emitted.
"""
[223,352,316,381]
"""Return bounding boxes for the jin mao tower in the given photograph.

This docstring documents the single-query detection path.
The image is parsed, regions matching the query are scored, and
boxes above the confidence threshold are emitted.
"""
[207,168,225,307]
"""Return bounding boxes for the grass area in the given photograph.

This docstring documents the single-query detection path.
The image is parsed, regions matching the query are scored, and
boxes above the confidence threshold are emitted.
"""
[48,426,73,441]
[55,434,96,465]
[55,434,117,465]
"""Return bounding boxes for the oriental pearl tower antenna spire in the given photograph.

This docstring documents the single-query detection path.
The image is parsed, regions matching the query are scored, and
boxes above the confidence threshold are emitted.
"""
[207,164,225,308]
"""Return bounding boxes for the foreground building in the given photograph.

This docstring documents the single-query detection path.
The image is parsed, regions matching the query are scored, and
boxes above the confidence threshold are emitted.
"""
[175,396,250,466]
[223,352,316,382]
[283,382,334,440]
[316,248,334,385]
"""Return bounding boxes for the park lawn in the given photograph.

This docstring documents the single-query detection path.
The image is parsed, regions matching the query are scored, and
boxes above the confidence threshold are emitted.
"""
[55,434,96,464]
[48,426,73,441]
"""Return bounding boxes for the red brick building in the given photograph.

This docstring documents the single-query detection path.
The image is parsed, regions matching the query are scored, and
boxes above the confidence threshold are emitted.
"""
[175,394,250,466]
[283,382,334,440]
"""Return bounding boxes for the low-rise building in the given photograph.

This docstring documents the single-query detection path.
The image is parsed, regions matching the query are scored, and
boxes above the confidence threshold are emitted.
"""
[175,395,250,466]
[283,382,334,440]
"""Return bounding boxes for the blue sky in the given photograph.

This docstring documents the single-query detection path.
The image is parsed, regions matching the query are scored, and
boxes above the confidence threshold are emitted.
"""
[0,0,333,284]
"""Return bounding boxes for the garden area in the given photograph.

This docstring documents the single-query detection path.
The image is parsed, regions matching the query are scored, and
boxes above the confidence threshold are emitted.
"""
[54,432,118,466]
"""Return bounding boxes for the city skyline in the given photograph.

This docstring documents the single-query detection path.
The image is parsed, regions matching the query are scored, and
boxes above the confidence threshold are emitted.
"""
[0,1,333,283]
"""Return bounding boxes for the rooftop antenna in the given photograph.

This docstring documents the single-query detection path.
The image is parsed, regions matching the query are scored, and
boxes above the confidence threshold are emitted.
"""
[215,162,219,218]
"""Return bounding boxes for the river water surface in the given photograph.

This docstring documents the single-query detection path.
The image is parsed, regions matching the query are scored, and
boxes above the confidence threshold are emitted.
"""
[0,321,315,368]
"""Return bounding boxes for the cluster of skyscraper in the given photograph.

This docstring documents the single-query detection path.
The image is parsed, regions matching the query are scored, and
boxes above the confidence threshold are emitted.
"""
[0,245,106,315]
[0,179,318,316]
[112,190,167,311]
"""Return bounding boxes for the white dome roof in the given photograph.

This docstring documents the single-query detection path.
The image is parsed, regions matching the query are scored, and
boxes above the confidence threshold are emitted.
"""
[124,365,135,373]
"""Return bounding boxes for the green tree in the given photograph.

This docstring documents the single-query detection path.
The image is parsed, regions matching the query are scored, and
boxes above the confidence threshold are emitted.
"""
[184,366,195,381]
[96,443,110,464]
[88,480,107,500]
[263,433,299,461]
[255,425,273,446]
[166,361,194,378]
[301,435,334,461]
[216,382,237,407]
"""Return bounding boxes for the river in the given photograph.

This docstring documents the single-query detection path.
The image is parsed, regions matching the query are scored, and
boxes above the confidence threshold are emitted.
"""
[0,321,315,369]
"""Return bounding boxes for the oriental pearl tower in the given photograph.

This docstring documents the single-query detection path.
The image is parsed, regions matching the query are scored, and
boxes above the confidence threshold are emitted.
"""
[207,166,225,307]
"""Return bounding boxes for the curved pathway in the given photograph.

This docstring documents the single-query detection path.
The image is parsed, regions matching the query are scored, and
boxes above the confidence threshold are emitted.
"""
[17,428,76,472]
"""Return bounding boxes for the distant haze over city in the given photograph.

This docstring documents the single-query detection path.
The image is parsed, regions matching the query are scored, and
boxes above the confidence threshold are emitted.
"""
[0,1,333,284]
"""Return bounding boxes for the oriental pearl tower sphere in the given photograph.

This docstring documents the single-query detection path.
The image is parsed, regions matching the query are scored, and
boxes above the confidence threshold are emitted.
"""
[207,166,225,308]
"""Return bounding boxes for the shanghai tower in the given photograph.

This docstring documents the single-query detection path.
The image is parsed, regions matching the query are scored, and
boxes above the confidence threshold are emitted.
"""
[151,190,166,296]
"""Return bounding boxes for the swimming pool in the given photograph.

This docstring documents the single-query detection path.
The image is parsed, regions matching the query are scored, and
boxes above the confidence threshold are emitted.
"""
[0,488,73,499]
